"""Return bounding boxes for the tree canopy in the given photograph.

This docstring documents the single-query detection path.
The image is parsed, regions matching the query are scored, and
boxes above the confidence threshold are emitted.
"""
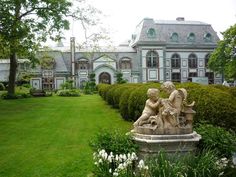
[208,24,236,81]
[0,0,103,96]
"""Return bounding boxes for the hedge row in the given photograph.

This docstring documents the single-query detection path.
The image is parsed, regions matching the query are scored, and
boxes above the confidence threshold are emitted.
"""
[97,83,236,130]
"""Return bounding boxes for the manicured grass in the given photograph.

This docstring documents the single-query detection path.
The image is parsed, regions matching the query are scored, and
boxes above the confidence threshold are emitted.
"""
[0,95,132,176]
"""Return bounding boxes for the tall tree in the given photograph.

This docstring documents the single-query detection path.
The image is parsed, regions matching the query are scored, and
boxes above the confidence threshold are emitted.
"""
[208,24,236,81]
[0,0,102,96]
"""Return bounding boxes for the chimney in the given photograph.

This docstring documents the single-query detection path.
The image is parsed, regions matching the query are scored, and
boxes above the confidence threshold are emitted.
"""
[70,37,76,87]
[176,17,185,21]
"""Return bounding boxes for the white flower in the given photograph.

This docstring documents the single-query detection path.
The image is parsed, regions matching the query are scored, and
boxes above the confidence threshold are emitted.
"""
[113,172,119,176]
[115,154,119,161]
[109,168,112,173]
[138,160,144,168]
[98,159,103,163]
[108,156,112,162]
[118,163,124,170]
[138,159,149,170]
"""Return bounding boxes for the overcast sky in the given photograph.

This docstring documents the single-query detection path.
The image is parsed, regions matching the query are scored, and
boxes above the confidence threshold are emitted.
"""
[60,0,236,46]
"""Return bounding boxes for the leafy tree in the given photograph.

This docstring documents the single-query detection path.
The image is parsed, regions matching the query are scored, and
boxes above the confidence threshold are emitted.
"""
[208,24,236,81]
[0,0,102,97]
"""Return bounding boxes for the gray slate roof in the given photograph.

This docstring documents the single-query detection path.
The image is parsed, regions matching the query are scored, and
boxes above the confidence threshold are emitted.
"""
[130,18,220,46]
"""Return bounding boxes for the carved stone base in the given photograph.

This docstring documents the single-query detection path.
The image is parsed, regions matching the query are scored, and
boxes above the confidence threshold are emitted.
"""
[132,131,201,159]
[133,124,193,135]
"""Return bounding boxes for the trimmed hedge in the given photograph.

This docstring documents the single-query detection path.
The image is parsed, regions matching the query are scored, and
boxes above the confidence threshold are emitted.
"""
[180,83,236,130]
[57,89,80,97]
[97,84,112,100]
[97,82,236,130]
[119,86,139,121]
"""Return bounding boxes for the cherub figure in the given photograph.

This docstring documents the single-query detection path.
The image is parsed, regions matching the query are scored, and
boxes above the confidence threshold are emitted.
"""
[160,81,186,128]
[133,88,160,127]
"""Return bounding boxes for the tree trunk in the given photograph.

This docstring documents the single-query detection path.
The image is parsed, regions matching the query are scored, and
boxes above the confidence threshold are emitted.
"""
[7,51,17,96]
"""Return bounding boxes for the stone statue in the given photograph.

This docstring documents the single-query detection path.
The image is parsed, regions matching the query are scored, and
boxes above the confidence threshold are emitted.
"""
[133,81,196,135]
[133,88,161,126]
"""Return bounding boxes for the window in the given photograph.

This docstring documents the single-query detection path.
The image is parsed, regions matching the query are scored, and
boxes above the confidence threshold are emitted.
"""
[171,53,181,68]
[146,51,159,68]
[188,33,195,42]
[120,59,131,69]
[188,53,198,68]
[205,53,210,68]
[205,72,214,84]
[172,73,181,82]
[204,33,212,42]
[147,28,156,38]
[189,72,198,78]
[78,59,89,70]
[42,77,54,90]
[171,33,179,42]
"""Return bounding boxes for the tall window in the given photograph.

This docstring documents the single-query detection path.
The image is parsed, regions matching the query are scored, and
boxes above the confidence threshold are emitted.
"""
[205,53,214,84]
[146,51,159,68]
[120,58,131,69]
[205,53,210,68]
[205,72,214,84]
[171,53,181,68]
[188,53,198,68]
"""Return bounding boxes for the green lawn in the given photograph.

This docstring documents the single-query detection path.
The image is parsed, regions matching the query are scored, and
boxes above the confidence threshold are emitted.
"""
[0,94,132,177]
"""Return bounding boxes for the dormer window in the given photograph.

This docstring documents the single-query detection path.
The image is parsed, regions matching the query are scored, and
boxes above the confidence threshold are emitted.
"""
[147,28,156,38]
[77,58,89,70]
[171,32,179,42]
[188,33,195,42]
[204,33,212,42]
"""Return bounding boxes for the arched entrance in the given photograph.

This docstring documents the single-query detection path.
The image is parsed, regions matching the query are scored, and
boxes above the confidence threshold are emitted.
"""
[99,72,111,84]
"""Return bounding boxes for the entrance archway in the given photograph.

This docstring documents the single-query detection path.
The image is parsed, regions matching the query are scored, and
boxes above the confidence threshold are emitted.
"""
[99,72,111,84]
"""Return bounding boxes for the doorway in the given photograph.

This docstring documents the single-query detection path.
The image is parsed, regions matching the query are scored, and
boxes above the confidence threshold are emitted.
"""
[99,72,111,84]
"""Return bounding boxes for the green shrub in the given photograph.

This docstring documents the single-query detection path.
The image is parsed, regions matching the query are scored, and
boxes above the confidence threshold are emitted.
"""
[116,72,127,84]
[112,84,141,108]
[1,92,31,99]
[105,84,120,106]
[97,84,112,99]
[147,150,221,177]
[83,82,91,94]
[90,130,138,154]
[60,80,75,90]
[99,82,236,130]
[195,123,236,158]
[184,85,236,130]
[57,89,80,97]
[0,83,5,91]
[30,88,46,97]
[209,84,236,97]
[185,150,222,177]
[119,87,138,121]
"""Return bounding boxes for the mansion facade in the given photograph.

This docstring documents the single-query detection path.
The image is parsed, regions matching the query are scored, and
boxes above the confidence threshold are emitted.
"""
[1,17,222,90]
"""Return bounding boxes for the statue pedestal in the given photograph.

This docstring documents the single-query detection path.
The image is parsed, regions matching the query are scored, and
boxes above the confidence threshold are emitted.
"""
[132,131,201,159]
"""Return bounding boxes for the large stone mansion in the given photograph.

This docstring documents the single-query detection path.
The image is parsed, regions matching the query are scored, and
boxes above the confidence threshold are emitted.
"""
[0,17,222,90]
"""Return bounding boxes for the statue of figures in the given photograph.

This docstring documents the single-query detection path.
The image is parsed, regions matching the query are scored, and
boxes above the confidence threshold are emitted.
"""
[133,81,196,135]
[133,88,161,127]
